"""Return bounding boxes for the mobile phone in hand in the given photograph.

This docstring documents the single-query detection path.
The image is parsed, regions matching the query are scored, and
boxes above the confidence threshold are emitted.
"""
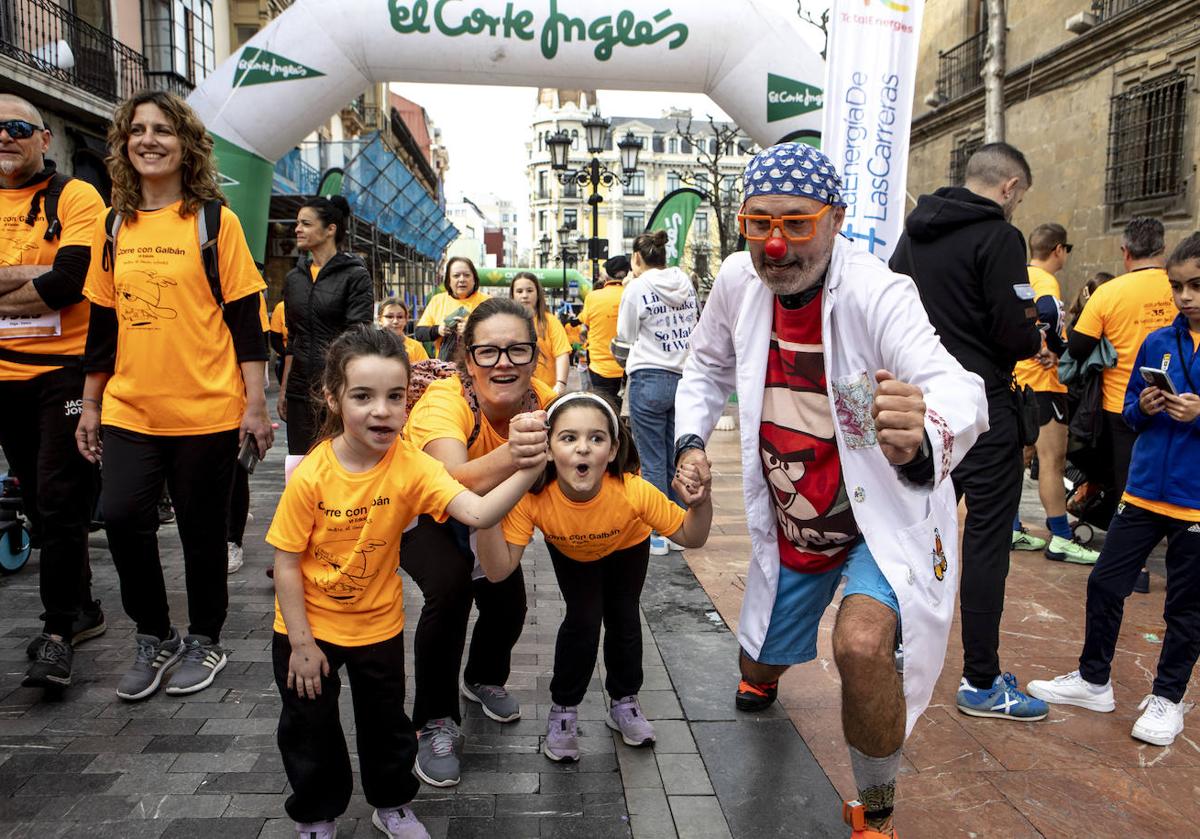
[1139,366,1179,396]
[238,434,261,474]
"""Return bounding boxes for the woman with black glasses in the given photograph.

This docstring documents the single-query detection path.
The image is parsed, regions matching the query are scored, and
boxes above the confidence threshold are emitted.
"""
[399,297,552,788]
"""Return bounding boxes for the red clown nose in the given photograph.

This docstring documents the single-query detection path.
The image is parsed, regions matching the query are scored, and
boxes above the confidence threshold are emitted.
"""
[764,236,788,260]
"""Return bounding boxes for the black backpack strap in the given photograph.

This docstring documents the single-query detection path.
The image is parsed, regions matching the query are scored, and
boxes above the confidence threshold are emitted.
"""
[25,173,72,241]
[197,200,223,308]
[101,209,122,273]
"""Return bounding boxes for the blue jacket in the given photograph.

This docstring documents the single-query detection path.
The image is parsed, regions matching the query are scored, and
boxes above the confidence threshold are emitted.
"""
[1122,314,1200,512]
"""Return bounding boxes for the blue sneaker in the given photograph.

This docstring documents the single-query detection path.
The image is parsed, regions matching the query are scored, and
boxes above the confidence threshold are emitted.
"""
[956,673,1048,721]
[649,535,669,556]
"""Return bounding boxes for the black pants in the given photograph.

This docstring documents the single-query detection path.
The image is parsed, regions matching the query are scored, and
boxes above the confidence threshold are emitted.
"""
[1103,410,1138,494]
[101,426,237,642]
[399,517,527,728]
[285,393,322,456]
[1079,503,1200,702]
[0,368,97,637]
[953,399,1023,688]
[273,631,418,823]
[227,467,249,546]
[589,371,623,408]
[548,538,649,706]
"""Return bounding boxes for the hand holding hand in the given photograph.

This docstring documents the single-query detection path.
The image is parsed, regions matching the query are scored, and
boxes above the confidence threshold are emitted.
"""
[872,369,926,466]
[1036,348,1059,370]
[1139,386,1165,416]
[672,462,711,508]
[508,410,549,469]
[1163,392,1200,423]
[675,447,712,486]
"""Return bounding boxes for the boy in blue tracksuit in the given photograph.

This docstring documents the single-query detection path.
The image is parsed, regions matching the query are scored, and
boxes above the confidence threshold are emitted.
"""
[1029,232,1200,747]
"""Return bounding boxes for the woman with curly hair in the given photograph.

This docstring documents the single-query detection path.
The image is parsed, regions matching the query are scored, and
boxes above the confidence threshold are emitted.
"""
[75,90,273,701]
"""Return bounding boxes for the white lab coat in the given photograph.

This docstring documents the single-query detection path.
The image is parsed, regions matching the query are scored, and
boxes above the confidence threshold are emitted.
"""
[675,242,988,734]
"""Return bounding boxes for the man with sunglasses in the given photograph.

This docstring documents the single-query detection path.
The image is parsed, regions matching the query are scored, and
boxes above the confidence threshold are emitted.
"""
[1011,224,1100,564]
[889,143,1045,727]
[0,95,106,692]
[675,142,988,838]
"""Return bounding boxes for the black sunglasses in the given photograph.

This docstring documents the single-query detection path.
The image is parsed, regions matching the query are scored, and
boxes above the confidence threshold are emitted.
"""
[0,120,46,140]
[467,342,537,368]
[1063,243,1074,253]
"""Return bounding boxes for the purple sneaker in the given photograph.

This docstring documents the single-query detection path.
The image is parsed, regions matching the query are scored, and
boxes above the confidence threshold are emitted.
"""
[543,704,579,762]
[371,805,430,838]
[606,695,656,747]
[294,819,335,839]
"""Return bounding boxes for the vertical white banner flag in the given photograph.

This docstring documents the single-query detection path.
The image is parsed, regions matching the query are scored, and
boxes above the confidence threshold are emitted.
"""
[821,0,924,261]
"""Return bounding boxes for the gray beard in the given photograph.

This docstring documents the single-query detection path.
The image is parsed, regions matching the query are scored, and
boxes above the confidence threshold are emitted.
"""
[753,252,831,296]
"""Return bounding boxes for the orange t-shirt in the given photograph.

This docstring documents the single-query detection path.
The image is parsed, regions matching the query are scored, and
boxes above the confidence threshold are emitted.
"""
[270,300,287,347]
[580,282,625,379]
[404,335,429,362]
[503,473,686,562]
[405,373,556,460]
[534,313,571,387]
[82,201,266,435]
[0,175,105,380]
[415,290,491,356]
[266,437,467,646]
[1013,265,1067,394]
[1073,268,1174,413]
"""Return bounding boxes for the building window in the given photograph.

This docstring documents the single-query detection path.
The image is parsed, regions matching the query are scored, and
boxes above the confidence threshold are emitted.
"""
[682,137,693,154]
[694,172,709,193]
[721,175,738,200]
[623,212,645,239]
[669,137,679,154]
[563,209,577,230]
[936,24,987,102]
[142,0,215,85]
[947,135,983,186]
[538,210,547,232]
[694,212,709,237]
[538,170,549,199]
[652,135,664,153]
[563,180,578,198]
[1105,72,1188,206]
[626,171,646,196]
[1093,0,1150,22]
[666,172,681,192]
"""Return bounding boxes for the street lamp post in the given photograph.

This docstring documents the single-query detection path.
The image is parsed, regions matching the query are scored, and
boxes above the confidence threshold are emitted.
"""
[556,223,572,298]
[538,234,551,269]
[547,110,642,286]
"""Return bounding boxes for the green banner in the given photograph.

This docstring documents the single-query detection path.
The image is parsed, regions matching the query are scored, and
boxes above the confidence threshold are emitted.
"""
[233,47,326,87]
[767,73,823,123]
[210,134,274,261]
[645,188,705,268]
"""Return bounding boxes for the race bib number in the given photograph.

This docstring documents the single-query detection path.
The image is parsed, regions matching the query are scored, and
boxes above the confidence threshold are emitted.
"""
[0,312,61,340]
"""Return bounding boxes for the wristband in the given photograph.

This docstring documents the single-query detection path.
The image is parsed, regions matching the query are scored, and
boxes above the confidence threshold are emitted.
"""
[674,433,706,466]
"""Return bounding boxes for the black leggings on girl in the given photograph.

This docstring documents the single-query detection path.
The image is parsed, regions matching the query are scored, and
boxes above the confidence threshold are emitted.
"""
[272,632,418,823]
[548,538,650,707]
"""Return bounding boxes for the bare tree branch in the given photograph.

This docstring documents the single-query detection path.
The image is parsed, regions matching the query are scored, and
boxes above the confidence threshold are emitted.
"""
[674,115,748,261]
[796,1,830,60]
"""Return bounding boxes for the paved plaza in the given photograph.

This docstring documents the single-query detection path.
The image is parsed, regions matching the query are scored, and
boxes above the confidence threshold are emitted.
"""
[0,406,1191,838]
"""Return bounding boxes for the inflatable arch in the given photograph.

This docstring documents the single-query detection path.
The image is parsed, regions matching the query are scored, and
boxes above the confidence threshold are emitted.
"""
[188,0,826,259]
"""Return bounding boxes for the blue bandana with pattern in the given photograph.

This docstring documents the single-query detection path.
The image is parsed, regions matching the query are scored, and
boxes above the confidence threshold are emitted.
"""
[743,142,846,207]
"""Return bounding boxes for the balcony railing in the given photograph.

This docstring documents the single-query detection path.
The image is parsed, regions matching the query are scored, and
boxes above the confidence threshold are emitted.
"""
[0,0,147,103]
[936,28,987,102]
[146,70,194,98]
[1092,0,1148,21]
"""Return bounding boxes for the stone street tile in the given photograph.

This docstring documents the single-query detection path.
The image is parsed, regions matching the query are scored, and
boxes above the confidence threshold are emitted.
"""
[61,793,141,820]
[634,691,683,721]
[583,791,629,818]
[1,752,96,774]
[120,717,205,736]
[63,734,153,753]
[106,771,206,795]
[197,717,278,736]
[10,771,118,796]
[540,815,633,838]
[647,721,696,754]
[629,813,678,839]
[443,816,541,838]
[541,770,624,793]
[169,751,260,773]
[172,702,254,719]
[655,754,713,796]
[452,771,538,795]
[130,792,232,819]
[666,796,731,838]
[615,744,663,789]
[494,792,583,817]
[143,734,236,753]
[197,771,287,794]
[407,793,495,818]
[221,792,282,819]
[159,817,265,838]
[84,752,177,774]
[625,787,671,819]
[41,717,127,737]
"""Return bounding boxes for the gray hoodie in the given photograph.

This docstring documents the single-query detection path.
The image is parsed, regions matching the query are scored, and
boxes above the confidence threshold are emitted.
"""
[615,265,699,375]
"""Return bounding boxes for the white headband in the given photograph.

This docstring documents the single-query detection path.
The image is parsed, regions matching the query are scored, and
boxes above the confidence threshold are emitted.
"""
[546,392,620,436]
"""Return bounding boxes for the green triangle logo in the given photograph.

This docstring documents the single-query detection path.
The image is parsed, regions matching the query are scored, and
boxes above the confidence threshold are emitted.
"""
[233,48,325,87]
[767,73,824,122]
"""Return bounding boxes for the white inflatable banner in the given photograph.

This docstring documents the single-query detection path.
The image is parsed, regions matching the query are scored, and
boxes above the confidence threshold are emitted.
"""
[820,0,923,261]
[188,0,825,258]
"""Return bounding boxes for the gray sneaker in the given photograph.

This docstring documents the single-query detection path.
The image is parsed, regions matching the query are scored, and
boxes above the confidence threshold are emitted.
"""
[413,717,463,787]
[461,680,521,722]
[116,629,183,701]
[164,634,227,695]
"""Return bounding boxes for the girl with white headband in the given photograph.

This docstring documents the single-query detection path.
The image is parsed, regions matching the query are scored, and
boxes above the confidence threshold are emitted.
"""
[476,391,713,762]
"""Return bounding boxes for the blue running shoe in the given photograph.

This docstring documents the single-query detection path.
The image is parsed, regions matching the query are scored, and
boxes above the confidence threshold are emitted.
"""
[956,673,1048,721]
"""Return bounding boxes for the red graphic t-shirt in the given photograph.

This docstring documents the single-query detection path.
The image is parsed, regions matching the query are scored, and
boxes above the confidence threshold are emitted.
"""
[759,294,858,573]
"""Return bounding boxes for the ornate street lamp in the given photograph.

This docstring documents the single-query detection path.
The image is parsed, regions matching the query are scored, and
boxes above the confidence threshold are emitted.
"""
[548,110,643,285]
[538,233,551,269]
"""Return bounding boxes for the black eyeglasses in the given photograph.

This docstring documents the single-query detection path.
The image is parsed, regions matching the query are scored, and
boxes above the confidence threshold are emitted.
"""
[467,342,537,367]
[1063,243,1074,253]
[0,120,45,140]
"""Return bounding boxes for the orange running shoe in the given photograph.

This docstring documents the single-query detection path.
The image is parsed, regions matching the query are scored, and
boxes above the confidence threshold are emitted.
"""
[735,678,778,711]
[842,800,897,838]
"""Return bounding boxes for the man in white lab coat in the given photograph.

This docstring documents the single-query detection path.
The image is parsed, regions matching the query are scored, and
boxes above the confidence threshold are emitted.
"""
[674,143,988,838]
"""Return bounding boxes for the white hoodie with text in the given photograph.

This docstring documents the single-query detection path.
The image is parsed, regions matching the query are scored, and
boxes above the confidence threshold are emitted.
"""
[615,265,699,375]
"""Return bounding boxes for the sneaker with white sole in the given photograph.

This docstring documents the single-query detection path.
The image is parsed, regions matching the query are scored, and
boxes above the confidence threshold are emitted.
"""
[414,718,463,787]
[461,681,520,722]
[117,629,183,701]
[371,805,430,838]
[544,704,579,762]
[606,694,656,746]
[227,542,244,574]
[1011,528,1047,551]
[295,819,336,839]
[956,673,1048,721]
[164,635,227,695]
[1044,535,1099,565]
[1132,694,1185,746]
[649,535,669,556]
[1027,670,1115,712]
[666,538,686,552]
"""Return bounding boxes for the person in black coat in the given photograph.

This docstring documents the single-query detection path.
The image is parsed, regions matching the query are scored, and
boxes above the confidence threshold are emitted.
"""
[278,196,374,455]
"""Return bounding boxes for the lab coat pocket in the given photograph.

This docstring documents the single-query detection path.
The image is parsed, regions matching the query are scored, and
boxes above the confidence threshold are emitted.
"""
[832,371,877,450]
[893,497,956,610]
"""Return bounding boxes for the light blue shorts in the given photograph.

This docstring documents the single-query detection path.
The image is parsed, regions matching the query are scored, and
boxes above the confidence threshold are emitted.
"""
[754,538,899,666]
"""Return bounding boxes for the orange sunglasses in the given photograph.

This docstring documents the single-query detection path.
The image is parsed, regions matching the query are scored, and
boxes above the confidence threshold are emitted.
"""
[737,204,832,242]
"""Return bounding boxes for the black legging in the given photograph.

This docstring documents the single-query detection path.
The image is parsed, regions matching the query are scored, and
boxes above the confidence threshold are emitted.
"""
[399,516,527,728]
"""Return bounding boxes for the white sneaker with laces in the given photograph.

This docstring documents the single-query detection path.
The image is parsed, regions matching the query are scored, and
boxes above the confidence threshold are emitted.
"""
[1131,694,1185,746]
[1027,670,1115,712]
[227,542,244,574]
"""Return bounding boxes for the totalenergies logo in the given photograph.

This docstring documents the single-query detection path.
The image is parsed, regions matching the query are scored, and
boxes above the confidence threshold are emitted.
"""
[865,0,910,11]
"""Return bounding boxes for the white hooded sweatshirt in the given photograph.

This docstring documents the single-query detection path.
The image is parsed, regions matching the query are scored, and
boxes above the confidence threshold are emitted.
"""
[615,265,699,375]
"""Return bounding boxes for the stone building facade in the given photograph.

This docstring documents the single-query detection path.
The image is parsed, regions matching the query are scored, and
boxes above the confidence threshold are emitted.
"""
[907,0,1197,300]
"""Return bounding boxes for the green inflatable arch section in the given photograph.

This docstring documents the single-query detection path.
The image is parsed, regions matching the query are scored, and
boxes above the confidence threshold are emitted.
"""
[477,266,591,297]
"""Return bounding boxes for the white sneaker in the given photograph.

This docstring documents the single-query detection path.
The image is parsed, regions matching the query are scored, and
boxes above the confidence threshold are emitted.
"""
[226,542,244,574]
[1131,694,1185,746]
[666,538,686,552]
[649,535,669,556]
[1026,670,1115,712]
